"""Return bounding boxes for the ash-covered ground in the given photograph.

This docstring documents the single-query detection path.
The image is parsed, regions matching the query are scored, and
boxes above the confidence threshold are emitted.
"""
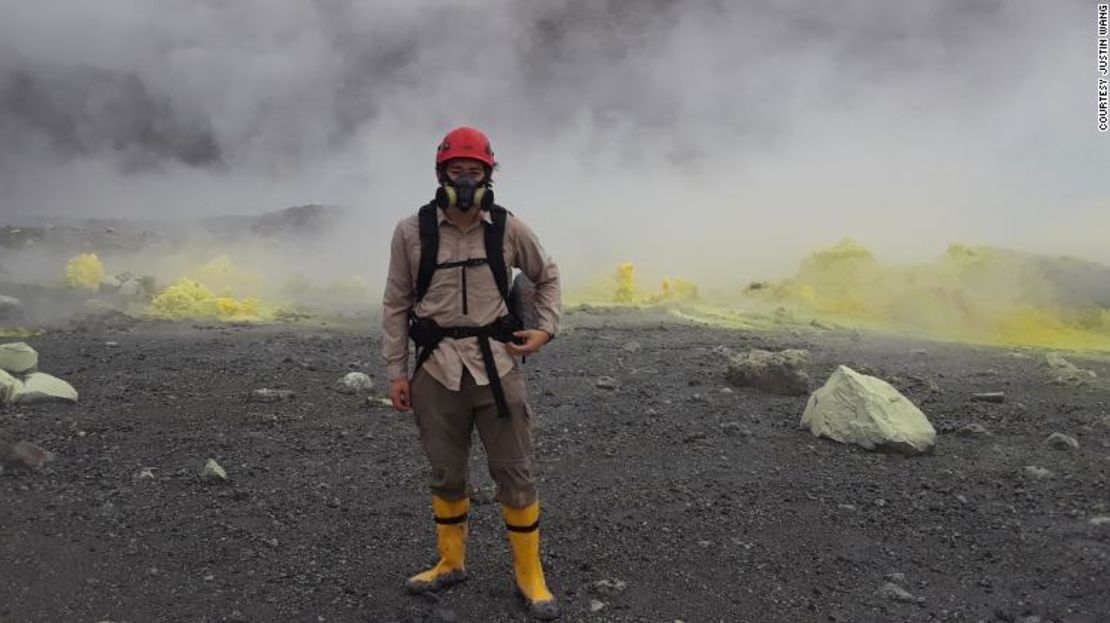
[1,307,1109,623]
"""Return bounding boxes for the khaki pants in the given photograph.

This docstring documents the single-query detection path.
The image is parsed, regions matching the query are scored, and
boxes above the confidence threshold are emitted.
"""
[410,366,537,508]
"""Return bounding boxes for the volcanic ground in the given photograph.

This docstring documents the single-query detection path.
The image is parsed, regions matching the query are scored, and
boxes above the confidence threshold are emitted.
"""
[1,306,1109,623]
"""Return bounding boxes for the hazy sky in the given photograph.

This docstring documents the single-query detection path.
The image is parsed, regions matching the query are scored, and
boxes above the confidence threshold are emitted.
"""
[1,0,1106,289]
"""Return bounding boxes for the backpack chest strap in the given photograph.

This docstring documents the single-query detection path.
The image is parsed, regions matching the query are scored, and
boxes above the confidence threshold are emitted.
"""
[415,202,512,309]
[436,258,489,269]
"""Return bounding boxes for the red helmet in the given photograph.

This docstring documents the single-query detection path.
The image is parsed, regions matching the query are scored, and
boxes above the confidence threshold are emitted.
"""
[435,126,496,168]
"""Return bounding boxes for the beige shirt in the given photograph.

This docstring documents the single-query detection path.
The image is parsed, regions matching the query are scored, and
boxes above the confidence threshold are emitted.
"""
[381,206,561,391]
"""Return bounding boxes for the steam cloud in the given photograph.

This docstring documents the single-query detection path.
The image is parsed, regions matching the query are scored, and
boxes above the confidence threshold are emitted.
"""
[1,0,1105,291]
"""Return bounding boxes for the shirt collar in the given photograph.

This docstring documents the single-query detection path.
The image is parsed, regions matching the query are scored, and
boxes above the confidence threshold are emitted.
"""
[436,207,493,226]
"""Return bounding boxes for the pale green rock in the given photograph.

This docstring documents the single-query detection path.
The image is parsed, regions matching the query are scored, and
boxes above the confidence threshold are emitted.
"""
[15,372,78,404]
[0,342,38,374]
[200,459,228,482]
[1045,352,1097,386]
[801,365,936,456]
[118,279,148,299]
[0,368,24,404]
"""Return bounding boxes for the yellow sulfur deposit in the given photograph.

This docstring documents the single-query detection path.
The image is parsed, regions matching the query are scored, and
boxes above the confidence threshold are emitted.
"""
[656,277,699,303]
[742,238,1110,351]
[0,327,45,338]
[64,253,105,290]
[149,277,265,320]
[609,262,701,305]
[591,239,1110,352]
[615,262,637,303]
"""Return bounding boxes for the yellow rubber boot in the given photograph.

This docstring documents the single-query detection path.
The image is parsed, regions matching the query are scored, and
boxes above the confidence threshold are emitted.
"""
[503,501,560,620]
[405,496,469,593]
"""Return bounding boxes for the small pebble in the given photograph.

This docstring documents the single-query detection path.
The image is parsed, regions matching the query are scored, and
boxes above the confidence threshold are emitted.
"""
[1023,465,1054,480]
[1044,432,1079,451]
[199,458,228,482]
[956,423,990,437]
[595,376,619,390]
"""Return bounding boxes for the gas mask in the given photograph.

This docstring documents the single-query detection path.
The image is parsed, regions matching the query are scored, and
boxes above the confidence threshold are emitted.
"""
[435,175,493,212]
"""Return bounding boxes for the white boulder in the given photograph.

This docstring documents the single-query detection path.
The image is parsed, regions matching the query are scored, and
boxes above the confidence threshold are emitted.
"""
[801,365,936,456]
[334,372,374,395]
[118,279,147,299]
[0,342,38,375]
[14,372,78,404]
[0,368,24,403]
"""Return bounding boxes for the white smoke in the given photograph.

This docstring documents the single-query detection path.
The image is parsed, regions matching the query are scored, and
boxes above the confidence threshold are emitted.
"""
[0,0,1105,294]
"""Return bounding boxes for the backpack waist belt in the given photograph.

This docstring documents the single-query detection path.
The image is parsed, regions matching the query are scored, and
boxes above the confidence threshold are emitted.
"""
[409,313,522,418]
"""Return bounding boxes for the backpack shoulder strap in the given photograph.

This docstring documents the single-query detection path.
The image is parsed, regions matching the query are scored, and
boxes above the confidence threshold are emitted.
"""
[415,203,439,303]
[484,204,512,308]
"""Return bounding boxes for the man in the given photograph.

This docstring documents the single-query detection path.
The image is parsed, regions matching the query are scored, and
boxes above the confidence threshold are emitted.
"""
[380,126,562,620]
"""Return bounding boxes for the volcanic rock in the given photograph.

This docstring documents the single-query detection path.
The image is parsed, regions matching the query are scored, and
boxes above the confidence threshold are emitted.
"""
[249,204,345,238]
[955,423,990,437]
[334,372,373,395]
[0,342,39,374]
[14,372,78,404]
[1023,465,1054,479]
[874,581,925,604]
[1044,353,1096,386]
[118,278,150,299]
[596,376,619,390]
[1044,432,1079,451]
[725,348,810,395]
[590,579,628,595]
[0,368,24,403]
[250,388,295,403]
[801,365,936,456]
[971,392,1005,403]
[1,440,54,469]
[82,299,118,316]
[199,459,228,482]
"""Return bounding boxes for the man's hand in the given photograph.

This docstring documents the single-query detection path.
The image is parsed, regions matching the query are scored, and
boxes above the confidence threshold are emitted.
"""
[389,378,412,411]
[506,329,551,357]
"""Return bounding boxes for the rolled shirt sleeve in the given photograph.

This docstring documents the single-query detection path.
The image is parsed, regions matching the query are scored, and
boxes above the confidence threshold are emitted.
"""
[381,221,415,381]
